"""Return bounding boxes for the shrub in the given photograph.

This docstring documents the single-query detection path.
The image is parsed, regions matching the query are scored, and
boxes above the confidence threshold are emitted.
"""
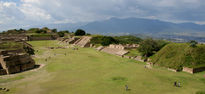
[52,29,57,33]
[90,36,118,46]
[75,29,86,36]
[138,38,168,57]
[196,91,205,94]
[114,36,142,44]
[189,40,198,48]
[57,32,65,37]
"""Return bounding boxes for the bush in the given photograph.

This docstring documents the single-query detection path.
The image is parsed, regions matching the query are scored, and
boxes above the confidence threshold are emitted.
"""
[114,36,142,44]
[75,29,86,36]
[28,28,40,33]
[57,32,65,37]
[196,91,205,94]
[52,29,57,33]
[90,36,119,46]
[138,38,168,57]
[189,40,198,48]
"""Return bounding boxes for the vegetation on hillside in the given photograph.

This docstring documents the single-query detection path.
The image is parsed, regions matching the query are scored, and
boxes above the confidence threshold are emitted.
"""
[114,36,142,44]
[0,42,23,50]
[90,35,119,46]
[0,41,34,55]
[151,43,205,70]
[138,38,169,57]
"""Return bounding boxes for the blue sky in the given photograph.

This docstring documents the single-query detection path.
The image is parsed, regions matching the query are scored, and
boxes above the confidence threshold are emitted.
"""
[0,0,205,30]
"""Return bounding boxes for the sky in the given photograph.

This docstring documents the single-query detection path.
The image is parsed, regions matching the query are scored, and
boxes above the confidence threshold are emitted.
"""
[0,0,205,30]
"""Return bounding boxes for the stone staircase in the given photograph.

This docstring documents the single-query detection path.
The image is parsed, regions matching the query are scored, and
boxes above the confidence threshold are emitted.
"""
[101,47,129,56]
[74,36,92,47]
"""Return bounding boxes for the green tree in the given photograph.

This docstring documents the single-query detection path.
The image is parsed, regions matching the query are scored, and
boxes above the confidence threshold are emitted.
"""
[138,38,168,57]
[114,36,142,44]
[57,32,65,37]
[28,28,40,33]
[90,36,118,46]
[75,29,86,36]
[52,29,57,33]
[60,30,69,33]
[189,40,198,48]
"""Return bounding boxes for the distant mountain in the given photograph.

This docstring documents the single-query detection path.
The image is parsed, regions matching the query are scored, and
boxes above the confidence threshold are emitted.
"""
[22,17,205,42]
[78,17,205,37]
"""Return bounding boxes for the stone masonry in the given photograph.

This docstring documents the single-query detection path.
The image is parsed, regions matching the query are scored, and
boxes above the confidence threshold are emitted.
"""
[0,49,35,75]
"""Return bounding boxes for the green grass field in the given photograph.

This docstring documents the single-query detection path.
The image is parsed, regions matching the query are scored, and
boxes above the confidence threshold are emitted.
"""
[0,40,205,94]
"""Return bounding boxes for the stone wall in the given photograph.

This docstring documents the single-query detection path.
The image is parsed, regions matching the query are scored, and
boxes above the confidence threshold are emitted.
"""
[134,56,145,62]
[101,47,129,56]
[183,67,205,74]
[108,44,139,50]
[0,49,35,75]
[0,34,28,41]
[183,67,194,74]
[123,44,139,49]
[29,36,55,41]
[168,68,179,72]
[96,46,104,51]
[59,37,79,44]
[109,44,125,50]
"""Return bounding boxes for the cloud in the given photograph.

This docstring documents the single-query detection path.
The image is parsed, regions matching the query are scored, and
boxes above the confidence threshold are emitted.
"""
[0,0,205,30]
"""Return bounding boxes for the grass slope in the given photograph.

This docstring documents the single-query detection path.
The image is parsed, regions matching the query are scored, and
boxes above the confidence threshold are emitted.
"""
[0,41,204,94]
[0,41,23,50]
[151,43,205,70]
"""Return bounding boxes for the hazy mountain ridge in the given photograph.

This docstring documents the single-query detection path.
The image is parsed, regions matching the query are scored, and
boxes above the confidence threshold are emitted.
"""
[79,17,205,34]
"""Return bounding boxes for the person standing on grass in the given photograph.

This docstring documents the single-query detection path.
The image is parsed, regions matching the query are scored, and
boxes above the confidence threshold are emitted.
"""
[178,82,181,87]
[125,85,129,91]
[174,81,177,87]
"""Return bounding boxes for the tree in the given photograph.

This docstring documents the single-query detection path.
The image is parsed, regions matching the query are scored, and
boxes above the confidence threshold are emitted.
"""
[189,40,198,48]
[114,36,142,44]
[90,36,119,46]
[28,28,40,33]
[57,32,65,37]
[101,36,118,46]
[52,29,57,33]
[138,38,168,57]
[60,30,69,33]
[75,29,86,36]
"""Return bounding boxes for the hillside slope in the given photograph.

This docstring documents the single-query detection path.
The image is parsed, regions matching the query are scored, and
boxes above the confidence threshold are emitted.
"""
[151,43,205,70]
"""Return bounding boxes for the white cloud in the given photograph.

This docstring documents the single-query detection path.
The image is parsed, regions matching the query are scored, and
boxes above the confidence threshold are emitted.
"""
[0,0,205,30]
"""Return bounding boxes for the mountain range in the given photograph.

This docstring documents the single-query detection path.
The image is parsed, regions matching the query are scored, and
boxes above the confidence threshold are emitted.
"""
[25,17,205,42]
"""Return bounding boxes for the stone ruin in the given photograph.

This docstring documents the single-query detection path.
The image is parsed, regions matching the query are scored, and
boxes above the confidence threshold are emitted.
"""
[0,50,35,75]
[101,44,129,56]
[0,34,28,41]
[58,37,80,44]
[182,67,205,74]
[96,46,104,51]
[58,36,92,48]
[134,56,145,62]
[0,41,36,75]
[109,44,139,50]
[73,36,92,47]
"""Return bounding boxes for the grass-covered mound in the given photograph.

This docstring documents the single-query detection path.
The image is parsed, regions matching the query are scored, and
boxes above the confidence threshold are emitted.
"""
[151,43,205,70]
[0,41,35,55]
[0,41,23,50]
